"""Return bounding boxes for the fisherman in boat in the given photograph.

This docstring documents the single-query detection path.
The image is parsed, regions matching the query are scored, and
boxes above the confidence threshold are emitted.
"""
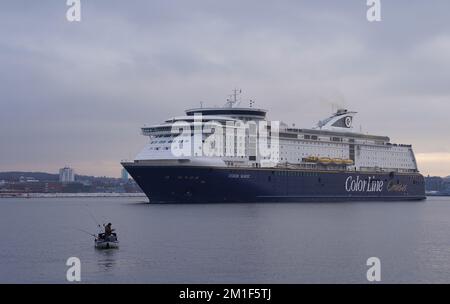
[95,222,119,249]
[104,223,114,237]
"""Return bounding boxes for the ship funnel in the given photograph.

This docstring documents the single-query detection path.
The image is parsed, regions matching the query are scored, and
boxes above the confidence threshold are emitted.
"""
[313,109,357,132]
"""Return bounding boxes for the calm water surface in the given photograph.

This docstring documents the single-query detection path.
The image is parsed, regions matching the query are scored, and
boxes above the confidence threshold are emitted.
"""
[0,197,450,283]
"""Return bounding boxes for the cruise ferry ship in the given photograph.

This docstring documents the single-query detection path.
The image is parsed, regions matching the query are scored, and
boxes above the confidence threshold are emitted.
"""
[122,92,426,203]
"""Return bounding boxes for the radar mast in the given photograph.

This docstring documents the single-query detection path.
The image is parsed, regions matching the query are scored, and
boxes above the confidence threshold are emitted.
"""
[224,89,242,108]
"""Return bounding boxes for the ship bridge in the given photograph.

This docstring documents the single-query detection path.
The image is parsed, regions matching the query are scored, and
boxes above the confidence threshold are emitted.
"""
[185,107,267,121]
[185,89,267,121]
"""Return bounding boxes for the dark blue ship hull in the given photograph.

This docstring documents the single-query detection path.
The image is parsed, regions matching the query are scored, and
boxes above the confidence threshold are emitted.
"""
[122,164,426,203]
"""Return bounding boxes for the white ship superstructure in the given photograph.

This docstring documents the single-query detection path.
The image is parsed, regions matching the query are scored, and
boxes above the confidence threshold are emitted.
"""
[133,106,418,174]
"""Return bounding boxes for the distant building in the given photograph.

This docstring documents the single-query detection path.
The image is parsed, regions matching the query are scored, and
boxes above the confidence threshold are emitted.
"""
[121,168,129,181]
[443,179,450,194]
[19,176,38,183]
[59,167,75,183]
[425,176,444,192]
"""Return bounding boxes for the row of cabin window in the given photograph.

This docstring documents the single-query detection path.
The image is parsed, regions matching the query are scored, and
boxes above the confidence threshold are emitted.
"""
[273,171,319,177]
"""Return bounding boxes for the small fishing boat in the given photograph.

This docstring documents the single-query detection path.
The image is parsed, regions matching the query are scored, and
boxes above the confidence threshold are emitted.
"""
[95,233,119,249]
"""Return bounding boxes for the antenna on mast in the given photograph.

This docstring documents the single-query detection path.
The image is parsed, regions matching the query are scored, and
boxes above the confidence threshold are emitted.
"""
[232,88,241,103]
[224,89,242,108]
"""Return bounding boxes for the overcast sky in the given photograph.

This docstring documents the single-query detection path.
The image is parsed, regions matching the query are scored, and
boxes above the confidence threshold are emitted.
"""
[1,1,450,177]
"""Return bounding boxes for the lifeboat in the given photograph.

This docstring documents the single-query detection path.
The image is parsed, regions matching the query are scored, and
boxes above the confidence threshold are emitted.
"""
[332,158,344,165]
[318,157,332,164]
[343,159,354,165]
[305,156,319,163]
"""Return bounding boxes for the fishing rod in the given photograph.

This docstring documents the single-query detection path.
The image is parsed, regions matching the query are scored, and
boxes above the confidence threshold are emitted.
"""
[76,228,97,238]
[85,207,103,229]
